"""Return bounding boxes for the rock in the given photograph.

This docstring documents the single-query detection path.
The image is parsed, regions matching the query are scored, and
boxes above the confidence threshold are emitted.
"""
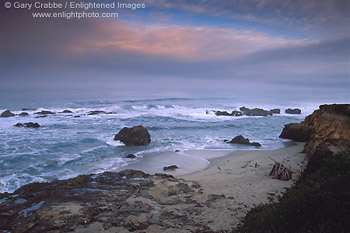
[163,165,179,171]
[87,111,107,115]
[60,110,73,113]
[239,107,272,116]
[18,112,29,116]
[214,111,231,116]
[35,110,55,115]
[22,108,36,111]
[214,110,243,116]
[0,168,216,233]
[25,122,40,128]
[114,125,151,146]
[1,110,15,117]
[285,108,301,114]
[228,135,261,147]
[250,142,262,147]
[269,109,280,114]
[14,122,40,128]
[126,154,136,159]
[231,111,243,116]
[279,123,312,142]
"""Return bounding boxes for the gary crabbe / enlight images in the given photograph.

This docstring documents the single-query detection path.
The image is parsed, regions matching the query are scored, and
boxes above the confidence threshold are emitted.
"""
[7,1,146,10]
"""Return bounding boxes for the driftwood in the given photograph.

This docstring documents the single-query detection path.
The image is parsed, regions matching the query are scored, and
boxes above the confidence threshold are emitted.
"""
[269,158,293,181]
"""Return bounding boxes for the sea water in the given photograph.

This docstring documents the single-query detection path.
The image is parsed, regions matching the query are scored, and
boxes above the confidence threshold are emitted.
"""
[0,89,347,193]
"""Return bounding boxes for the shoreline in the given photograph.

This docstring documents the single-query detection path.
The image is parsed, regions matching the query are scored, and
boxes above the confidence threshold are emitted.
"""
[116,140,298,178]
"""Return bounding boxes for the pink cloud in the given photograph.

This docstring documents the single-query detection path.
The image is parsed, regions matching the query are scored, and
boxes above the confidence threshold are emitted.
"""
[69,20,316,61]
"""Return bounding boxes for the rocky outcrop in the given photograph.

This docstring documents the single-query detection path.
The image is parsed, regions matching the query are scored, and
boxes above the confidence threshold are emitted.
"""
[279,123,312,142]
[281,104,350,156]
[14,122,40,128]
[114,125,151,146]
[227,135,261,147]
[269,109,280,114]
[302,104,350,156]
[0,170,226,233]
[211,108,284,117]
[285,108,301,114]
[240,107,272,116]
[1,110,15,117]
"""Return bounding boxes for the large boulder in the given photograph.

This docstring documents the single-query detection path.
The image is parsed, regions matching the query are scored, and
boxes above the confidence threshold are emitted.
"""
[114,125,151,146]
[279,123,312,142]
[1,110,15,117]
[285,108,301,114]
[227,135,261,147]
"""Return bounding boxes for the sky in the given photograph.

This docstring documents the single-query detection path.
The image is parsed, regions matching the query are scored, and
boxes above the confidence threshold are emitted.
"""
[0,0,349,99]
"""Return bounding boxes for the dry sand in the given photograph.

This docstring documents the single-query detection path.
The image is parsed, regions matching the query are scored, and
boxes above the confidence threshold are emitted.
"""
[180,142,307,230]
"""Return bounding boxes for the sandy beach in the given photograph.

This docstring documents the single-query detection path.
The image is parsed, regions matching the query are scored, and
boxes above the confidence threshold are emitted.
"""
[180,142,307,231]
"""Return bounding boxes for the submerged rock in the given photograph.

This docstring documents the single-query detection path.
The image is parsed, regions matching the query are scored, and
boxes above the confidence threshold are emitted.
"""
[1,110,15,117]
[214,111,232,116]
[227,135,261,147]
[87,110,108,115]
[35,110,55,115]
[18,112,29,116]
[14,122,40,128]
[126,154,136,159]
[114,125,151,146]
[285,108,301,114]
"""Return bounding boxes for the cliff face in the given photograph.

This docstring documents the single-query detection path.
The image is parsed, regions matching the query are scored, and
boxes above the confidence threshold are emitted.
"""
[281,104,350,156]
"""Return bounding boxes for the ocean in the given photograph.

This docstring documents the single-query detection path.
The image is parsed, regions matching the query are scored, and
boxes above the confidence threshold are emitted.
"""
[0,89,347,193]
